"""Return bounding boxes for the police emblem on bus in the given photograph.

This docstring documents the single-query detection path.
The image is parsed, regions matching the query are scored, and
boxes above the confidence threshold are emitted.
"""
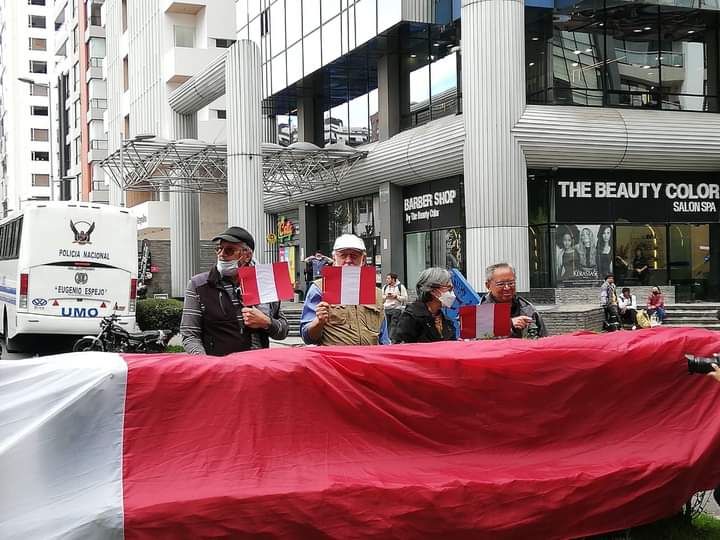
[70,220,95,245]
[75,272,88,285]
[32,298,48,307]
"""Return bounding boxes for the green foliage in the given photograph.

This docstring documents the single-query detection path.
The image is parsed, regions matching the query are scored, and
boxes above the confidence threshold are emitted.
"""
[585,512,720,539]
[136,298,183,333]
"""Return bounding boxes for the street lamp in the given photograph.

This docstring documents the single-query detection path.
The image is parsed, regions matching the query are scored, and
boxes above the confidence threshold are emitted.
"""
[18,77,55,201]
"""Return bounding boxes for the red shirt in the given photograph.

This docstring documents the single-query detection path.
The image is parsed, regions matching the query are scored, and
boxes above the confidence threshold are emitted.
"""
[647,293,664,308]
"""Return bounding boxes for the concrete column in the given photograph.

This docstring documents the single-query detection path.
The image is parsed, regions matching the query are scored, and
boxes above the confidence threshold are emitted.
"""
[297,74,324,145]
[379,182,405,283]
[298,203,318,289]
[462,0,529,291]
[378,54,401,141]
[170,112,201,297]
[226,41,266,262]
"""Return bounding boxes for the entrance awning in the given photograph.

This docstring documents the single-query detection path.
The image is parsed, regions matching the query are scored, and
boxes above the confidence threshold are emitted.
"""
[99,138,368,197]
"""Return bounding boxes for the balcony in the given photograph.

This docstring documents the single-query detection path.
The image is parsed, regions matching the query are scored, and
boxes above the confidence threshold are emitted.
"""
[87,57,103,80]
[88,138,108,162]
[163,46,225,84]
[162,0,207,15]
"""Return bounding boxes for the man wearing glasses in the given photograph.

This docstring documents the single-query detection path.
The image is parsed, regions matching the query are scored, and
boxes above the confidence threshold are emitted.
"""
[180,226,289,355]
[480,262,547,338]
[301,233,390,346]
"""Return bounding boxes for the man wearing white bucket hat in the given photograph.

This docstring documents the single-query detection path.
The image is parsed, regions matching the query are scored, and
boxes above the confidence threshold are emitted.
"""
[301,233,389,346]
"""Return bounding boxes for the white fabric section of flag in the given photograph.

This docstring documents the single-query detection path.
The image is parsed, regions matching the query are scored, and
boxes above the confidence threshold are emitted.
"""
[476,304,495,338]
[0,353,127,540]
[340,265,361,305]
[255,263,279,304]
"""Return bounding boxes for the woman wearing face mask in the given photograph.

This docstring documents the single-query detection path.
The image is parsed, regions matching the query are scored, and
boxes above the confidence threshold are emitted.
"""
[393,267,457,343]
[646,286,666,323]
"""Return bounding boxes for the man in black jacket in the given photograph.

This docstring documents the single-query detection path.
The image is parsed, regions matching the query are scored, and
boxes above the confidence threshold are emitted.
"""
[480,262,548,339]
[180,226,289,355]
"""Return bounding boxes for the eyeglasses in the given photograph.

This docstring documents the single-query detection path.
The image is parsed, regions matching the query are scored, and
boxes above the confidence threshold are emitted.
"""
[215,245,248,256]
[492,280,516,289]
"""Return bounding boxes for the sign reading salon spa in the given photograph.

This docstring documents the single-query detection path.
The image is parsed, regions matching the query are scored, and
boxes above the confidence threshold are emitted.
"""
[555,180,720,223]
[403,177,464,232]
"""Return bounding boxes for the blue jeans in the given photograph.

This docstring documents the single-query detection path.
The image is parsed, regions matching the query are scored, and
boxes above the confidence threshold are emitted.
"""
[647,306,665,321]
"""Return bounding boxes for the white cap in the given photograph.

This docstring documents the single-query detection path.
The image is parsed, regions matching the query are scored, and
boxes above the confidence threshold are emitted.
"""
[333,234,366,252]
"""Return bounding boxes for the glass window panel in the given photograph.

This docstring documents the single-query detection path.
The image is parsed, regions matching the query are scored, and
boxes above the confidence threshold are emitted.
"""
[287,41,303,85]
[353,196,374,237]
[271,52,287,94]
[250,15,261,46]
[323,15,342,64]
[325,102,349,143]
[347,93,369,146]
[322,0,340,22]
[378,0,402,33]
[604,5,660,107]
[615,224,667,285]
[430,51,457,119]
[329,200,352,237]
[270,1,286,57]
[249,0,262,19]
[660,8,717,112]
[277,114,298,146]
[174,26,194,47]
[405,232,431,292]
[348,4,356,49]
[304,0,321,35]
[304,28,322,76]
[355,0,376,46]
[341,8,349,55]
[368,88,379,142]
[286,0,303,45]
[410,64,430,110]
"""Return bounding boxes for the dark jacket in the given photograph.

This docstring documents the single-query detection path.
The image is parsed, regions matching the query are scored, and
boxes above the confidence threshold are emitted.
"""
[480,293,548,338]
[394,300,456,343]
[180,265,289,356]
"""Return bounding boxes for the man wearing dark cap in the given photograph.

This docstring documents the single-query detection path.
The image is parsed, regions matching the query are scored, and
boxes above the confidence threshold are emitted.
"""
[180,226,289,355]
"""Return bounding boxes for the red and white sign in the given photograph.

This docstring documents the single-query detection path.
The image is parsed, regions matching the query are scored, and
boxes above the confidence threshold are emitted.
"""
[238,262,295,305]
[459,303,512,339]
[321,266,376,305]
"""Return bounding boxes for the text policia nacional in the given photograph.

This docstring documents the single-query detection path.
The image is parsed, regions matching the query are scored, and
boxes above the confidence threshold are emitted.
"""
[558,181,720,213]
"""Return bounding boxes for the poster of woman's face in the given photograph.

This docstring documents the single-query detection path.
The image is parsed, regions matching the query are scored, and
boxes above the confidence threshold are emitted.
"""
[555,224,613,286]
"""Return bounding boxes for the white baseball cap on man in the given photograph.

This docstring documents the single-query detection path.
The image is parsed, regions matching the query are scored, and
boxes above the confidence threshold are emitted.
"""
[333,234,366,252]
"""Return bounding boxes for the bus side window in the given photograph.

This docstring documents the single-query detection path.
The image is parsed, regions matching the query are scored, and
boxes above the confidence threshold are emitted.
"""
[0,224,6,259]
[13,218,22,258]
[7,221,15,259]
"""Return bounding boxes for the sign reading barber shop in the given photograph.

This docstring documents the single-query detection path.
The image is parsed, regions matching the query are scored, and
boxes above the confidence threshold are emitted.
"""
[555,180,720,223]
[403,177,464,232]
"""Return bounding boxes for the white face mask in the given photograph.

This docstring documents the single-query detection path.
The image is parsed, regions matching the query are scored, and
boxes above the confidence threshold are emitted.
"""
[438,290,456,308]
[216,259,239,277]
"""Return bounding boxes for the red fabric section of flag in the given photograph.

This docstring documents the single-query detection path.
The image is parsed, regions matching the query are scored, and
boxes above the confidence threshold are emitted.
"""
[121,328,720,539]
[493,303,512,337]
[458,305,477,339]
[359,266,376,304]
[272,262,295,301]
[321,266,341,304]
[237,266,260,306]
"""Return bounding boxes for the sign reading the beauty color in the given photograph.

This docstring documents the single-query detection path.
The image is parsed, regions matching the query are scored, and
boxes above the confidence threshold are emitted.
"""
[555,180,720,223]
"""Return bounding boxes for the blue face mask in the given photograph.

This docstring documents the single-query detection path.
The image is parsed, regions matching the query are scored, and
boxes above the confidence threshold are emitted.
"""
[216,259,239,277]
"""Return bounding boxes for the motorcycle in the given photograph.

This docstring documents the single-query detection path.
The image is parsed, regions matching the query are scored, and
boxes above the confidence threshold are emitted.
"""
[73,313,173,353]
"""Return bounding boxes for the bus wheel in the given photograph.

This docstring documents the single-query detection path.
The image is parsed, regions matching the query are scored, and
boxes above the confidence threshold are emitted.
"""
[73,337,104,352]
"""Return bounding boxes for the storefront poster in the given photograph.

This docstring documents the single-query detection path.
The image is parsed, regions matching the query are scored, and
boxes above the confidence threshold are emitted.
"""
[555,224,613,286]
[555,180,720,223]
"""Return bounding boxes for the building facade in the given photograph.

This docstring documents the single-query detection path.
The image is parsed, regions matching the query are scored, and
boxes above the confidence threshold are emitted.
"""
[243,0,720,301]
[0,0,53,213]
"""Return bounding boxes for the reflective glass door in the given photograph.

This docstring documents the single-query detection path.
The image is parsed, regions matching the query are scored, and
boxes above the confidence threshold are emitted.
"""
[669,224,711,301]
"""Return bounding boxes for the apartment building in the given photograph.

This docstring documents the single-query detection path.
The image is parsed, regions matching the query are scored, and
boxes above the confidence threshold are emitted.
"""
[0,0,53,214]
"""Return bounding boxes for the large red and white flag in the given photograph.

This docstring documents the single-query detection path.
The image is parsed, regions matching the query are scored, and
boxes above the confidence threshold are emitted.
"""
[321,265,376,305]
[2,329,720,539]
[459,303,512,339]
[0,328,720,540]
[238,262,295,305]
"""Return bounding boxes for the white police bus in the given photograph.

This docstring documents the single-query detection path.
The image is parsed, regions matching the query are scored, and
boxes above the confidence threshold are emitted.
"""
[0,202,138,352]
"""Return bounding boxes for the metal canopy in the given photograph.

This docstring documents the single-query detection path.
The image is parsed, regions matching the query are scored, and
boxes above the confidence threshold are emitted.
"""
[99,139,368,196]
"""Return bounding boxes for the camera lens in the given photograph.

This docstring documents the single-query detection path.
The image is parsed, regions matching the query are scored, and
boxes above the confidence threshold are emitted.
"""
[687,354,716,374]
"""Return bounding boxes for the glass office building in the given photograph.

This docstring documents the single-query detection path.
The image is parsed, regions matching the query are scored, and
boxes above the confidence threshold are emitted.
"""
[236,0,720,299]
